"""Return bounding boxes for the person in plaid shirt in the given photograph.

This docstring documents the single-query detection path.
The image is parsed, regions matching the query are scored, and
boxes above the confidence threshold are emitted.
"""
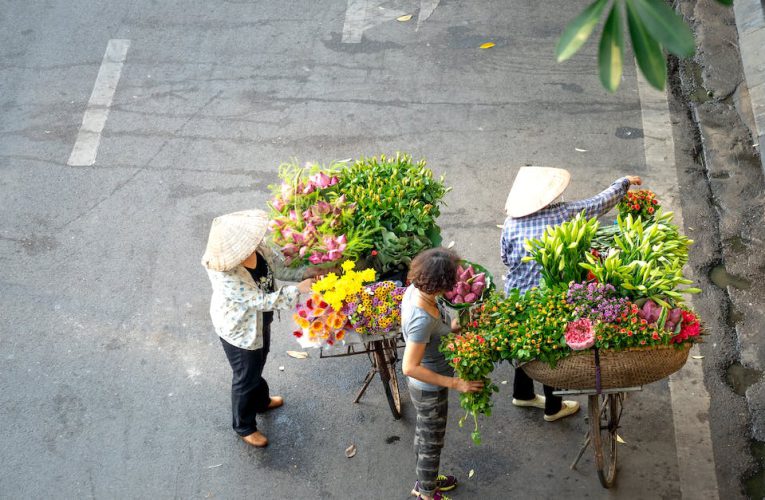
[500,167,642,421]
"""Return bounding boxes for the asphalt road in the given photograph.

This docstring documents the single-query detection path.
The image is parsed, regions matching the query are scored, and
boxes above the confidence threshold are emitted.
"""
[0,0,710,498]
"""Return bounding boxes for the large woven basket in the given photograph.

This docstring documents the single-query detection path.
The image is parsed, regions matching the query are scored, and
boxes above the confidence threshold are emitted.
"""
[521,344,692,390]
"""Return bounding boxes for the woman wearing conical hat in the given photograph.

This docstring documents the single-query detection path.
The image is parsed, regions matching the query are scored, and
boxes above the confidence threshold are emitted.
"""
[202,210,317,447]
[500,167,642,422]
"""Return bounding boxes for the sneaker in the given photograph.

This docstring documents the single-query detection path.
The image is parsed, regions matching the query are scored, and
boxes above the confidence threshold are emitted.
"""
[544,400,580,422]
[411,475,458,496]
[512,394,546,409]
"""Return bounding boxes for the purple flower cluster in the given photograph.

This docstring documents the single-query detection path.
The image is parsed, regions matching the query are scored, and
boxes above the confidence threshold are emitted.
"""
[567,281,629,323]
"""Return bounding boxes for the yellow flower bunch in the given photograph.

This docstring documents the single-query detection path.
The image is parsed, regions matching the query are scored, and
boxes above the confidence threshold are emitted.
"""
[312,261,376,312]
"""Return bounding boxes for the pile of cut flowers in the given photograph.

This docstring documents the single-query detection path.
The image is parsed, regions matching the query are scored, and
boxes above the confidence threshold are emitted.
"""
[440,190,704,444]
[269,153,449,275]
[292,261,407,348]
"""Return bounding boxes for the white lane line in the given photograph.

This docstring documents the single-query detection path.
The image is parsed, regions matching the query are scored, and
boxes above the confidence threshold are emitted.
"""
[636,70,720,500]
[342,0,406,43]
[416,0,440,31]
[67,39,130,167]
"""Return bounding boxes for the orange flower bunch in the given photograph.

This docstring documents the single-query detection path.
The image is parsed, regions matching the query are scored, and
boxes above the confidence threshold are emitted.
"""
[618,189,660,220]
[292,292,348,347]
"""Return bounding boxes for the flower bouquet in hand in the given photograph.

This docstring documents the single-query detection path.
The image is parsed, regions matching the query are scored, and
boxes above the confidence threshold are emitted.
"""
[440,331,500,445]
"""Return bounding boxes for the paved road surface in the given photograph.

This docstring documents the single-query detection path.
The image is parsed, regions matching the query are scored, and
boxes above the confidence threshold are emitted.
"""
[0,0,716,498]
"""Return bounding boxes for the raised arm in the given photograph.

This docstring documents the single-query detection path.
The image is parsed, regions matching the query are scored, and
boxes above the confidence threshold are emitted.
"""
[565,176,641,219]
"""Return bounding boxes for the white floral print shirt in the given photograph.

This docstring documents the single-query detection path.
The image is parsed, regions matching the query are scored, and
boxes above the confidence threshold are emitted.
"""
[206,243,303,350]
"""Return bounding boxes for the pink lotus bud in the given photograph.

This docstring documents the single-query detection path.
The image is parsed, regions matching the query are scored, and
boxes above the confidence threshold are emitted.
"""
[310,172,331,189]
[308,253,323,265]
[305,224,317,235]
[292,232,304,245]
[271,197,285,211]
[329,176,339,186]
[282,243,298,257]
[289,210,298,221]
[327,249,343,261]
[315,201,331,215]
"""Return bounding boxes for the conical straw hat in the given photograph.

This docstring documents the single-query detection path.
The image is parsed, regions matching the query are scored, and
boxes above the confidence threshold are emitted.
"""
[201,210,269,271]
[505,166,571,218]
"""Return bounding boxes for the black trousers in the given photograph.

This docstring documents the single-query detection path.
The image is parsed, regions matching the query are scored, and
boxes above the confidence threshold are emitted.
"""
[513,367,562,415]
[219,324,272,436]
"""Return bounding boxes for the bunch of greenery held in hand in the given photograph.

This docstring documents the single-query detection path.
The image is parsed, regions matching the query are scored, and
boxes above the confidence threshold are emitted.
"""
[523,212,599,288]
[440,329,500,445]
[580,210,700,306]
[335,153,449,274]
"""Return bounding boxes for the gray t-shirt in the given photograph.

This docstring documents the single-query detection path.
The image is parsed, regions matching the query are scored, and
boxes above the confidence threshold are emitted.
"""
[401,286,454,391]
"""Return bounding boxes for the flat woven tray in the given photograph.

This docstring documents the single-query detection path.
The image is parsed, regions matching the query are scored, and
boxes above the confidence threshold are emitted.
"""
[521,344,692,390]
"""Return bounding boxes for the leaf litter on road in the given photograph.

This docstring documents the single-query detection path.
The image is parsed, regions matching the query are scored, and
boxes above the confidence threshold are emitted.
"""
[479,42,496,49]
[286,351,309,359]
[397,14,413,22]
[345,444,357,458]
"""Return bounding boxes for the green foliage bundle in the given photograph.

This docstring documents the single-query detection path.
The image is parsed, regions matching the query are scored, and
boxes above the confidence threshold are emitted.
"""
[580,210,700,306]
[335,153,449,274]
[522,212,599,288]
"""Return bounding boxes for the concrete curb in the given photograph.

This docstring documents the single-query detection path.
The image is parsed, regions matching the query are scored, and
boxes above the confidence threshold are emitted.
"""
[734,0,765,172]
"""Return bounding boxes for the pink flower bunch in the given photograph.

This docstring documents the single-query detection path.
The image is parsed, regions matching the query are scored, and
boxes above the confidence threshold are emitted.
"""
[308,235,348,264]
[565,318,596,350]
[269,194,354,266]
[271,173,340,210]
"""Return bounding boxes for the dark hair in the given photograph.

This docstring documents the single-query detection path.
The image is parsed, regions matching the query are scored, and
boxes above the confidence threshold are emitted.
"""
[407,248,460,295]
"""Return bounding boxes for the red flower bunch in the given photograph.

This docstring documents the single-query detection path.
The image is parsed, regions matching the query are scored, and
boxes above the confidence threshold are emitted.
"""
[671,310,702,344]
[618,189,660,220]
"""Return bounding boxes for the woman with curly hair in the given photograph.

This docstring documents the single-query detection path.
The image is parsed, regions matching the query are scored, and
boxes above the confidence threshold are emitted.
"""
[401,248,484,500]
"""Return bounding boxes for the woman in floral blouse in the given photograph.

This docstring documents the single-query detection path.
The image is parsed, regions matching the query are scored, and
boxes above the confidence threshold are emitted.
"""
[202,210,315,448]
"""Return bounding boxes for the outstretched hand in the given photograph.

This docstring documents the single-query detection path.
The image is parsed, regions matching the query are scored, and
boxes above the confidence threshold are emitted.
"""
[453,378,485,393]
[296,277,315,294]
[626,175,642,186]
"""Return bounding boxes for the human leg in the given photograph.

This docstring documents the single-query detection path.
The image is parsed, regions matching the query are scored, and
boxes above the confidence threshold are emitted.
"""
[219,338,271,436]
[409,387,449,498]
[543,384,562,415]
[512,367,538,401]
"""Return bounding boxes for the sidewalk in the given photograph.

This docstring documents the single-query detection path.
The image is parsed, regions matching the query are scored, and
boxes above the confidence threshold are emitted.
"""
[735,0,765,171]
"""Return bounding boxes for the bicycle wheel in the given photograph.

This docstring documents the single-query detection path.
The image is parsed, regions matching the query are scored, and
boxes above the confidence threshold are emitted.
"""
[588,393,622,488]
[377,338,402,419]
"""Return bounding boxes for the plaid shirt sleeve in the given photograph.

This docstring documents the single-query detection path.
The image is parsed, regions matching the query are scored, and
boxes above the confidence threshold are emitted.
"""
[564,177,630,219]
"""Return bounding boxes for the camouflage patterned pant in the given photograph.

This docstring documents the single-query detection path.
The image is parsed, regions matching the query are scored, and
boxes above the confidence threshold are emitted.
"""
[409,386,449,497]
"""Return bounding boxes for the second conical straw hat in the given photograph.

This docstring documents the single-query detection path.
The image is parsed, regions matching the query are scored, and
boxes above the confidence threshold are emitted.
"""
[505,166,571,218]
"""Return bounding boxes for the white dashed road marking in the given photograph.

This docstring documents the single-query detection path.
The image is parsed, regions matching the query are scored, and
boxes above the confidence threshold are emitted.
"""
[67,39,130,166]
[342,0,440,43]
